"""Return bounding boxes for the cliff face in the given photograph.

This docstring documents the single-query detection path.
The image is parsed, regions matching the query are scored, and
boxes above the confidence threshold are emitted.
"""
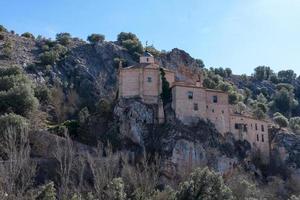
[113,98,245,177]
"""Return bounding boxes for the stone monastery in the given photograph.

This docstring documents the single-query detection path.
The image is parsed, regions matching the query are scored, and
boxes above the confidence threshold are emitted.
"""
[118,52,270,161]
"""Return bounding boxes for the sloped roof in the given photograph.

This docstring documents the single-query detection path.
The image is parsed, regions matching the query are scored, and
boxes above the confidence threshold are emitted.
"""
[143,51,153,57]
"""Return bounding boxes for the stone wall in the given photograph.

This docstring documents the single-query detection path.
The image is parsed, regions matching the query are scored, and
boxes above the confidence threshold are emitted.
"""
[119,68,140,97]
[205,90,230,134]
[229,115,270,162]
[171,84,207,124]
[119,65,175,104]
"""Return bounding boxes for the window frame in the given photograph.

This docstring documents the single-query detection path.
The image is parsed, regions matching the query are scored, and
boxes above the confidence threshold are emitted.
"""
[193,103,199,111]
[147,76,152,83]
[213,95,218,103]
[187,91,193,100]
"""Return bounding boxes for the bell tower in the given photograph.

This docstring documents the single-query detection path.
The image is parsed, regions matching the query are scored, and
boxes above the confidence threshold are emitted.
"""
[139,51,155,64]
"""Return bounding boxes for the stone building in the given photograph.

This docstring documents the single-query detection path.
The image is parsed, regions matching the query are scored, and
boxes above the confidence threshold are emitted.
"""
[118,52,175,103]
[118,53,270,161]
[118,52,175,123]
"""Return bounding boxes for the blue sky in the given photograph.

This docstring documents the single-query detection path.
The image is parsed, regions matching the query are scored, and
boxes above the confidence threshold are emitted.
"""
[1,0,300,75]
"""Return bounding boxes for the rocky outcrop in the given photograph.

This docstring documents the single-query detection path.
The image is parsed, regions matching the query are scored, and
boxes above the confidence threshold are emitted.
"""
[113,98,156,152]
[271,130,300,169]
[113,98,245,177]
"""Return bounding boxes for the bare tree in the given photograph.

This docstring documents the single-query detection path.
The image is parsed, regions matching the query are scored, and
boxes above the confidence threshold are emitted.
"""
[87,144,120,200]
[52,130,75,199]
[0,125,36,200]
[121,153,161,199]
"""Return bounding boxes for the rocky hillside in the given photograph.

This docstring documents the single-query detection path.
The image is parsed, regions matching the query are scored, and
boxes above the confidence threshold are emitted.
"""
[1,26,300,199]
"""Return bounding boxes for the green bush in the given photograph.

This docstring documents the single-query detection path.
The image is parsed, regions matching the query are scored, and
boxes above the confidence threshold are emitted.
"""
[0,84,39,117]
[117,32,143,61]
[0,73,30,91]
[203,78,217,89]
[229,92,239,104]
[289,117,300,134]
[56,32,71,46]
[253,66,274,81]
[21,32,35,39]
[34,84,51,104]
[273,113,289,128]
[0,67,38,117]
[270,86,298,117]
[106,178,126,200]
[146,45,160,57]
[2,40,13,58]
[176,167,233,200]
[41,44,50,51]
[39,51,58,65]
[36,181,56,200]
[0,25,7,32]
[0,113,28,134]
[278,70,297,83]
[0,66,21,77]
[87,33,105,44]
[195,59,205,68]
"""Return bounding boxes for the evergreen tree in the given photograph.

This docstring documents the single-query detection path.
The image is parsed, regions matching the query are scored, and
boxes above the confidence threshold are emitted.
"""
[36,182,56,200]
[176,167,233,200]
[160,68,171,105]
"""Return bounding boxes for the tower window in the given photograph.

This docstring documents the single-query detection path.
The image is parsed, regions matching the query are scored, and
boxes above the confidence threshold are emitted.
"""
[261,134,264,142]
[222,110,224,114]
[187,91,193,99]
[261,125,265,132]
[146,58,149,62]
[257,134,259,141]
[147,77,152,82]
[193,103,199,111]
[213,95,218,103]
[212,109,214,113]
[255,124,258,131]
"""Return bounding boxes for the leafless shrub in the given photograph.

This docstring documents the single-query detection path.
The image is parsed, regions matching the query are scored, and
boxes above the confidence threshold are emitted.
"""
[87,144,120,199]
[0,125,36,200]
[121,153,161,199]
[52,130,75,199]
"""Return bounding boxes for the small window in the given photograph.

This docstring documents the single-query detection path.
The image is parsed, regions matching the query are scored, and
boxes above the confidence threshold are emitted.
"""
[213,95,218,103]
[261,134,264,142]
[146,58,149,62]
[255,123,258,131]
[212,109,214,113]
[206,105,208,109]
[193,103,199,111]
[257,134,259,141]
[261,125,265,132]
[188,91,193,100]
[251,124,253,129]
[147,77,152,82]
[222,110,224,114]
[244,125,248,132]
[235,123,239,129]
